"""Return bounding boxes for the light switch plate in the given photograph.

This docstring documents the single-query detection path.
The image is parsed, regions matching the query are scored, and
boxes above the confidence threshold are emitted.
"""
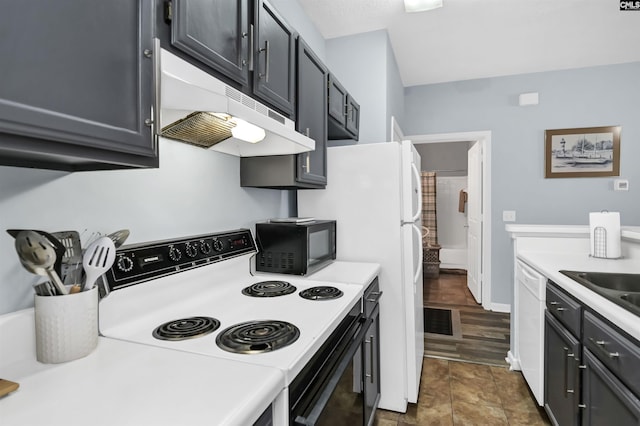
[503,210,516,222]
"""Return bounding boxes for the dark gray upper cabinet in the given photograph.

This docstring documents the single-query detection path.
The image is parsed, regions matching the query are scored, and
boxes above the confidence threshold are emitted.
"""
[328,74,359,141]
[252,0,296,117]
[170,0,250,86]
[295,38,328,186]
[165,0,294,118]
[0,0,157,171]
[240,37,327,189]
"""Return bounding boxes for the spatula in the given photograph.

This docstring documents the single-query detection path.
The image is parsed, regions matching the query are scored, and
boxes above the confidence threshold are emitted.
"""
[81,236,116,292]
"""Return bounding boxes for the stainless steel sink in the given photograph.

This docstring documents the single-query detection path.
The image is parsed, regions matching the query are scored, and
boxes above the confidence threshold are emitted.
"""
[560,270,640,317]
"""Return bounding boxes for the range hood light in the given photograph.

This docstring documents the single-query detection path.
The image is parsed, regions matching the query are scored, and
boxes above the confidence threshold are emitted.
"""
[404,0,443,13]
[230,118,266,143]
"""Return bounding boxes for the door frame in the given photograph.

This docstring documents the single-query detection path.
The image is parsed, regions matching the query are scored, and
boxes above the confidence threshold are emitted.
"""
[407,130,494,312]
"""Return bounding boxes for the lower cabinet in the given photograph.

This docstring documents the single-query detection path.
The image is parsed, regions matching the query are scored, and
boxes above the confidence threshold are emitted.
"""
[544,311,580,426]
[582,349,640,425]
[363,303,380,426]
[544,280,640,426]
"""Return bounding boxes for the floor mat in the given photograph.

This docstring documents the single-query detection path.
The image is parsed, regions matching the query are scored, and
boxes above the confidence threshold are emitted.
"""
[424,307,453,335]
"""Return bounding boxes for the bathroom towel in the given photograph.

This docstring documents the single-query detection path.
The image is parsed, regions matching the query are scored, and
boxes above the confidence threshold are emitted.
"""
[458,190,467,213]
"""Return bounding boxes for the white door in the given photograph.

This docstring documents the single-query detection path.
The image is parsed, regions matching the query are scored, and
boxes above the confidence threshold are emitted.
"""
[401,141,424,403]
[467,141,483,303]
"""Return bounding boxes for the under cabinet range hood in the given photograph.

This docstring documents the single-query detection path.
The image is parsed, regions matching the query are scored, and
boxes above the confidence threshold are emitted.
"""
[157,48,314,157]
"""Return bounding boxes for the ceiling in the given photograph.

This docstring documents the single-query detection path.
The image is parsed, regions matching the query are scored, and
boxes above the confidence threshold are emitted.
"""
[297,0,640,87]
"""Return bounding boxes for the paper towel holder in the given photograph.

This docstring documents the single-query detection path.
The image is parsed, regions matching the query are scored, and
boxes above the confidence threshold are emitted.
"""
[589,210,623,260]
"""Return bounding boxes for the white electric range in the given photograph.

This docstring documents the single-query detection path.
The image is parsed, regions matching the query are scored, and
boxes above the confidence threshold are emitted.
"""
[98,228,366,425]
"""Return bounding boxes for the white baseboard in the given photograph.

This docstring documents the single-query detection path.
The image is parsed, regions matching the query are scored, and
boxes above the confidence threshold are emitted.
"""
[490,302,511,313]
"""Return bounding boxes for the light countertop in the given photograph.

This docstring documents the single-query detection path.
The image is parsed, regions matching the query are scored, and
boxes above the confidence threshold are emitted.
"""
[517,250,640,342]
[0,310,284,426]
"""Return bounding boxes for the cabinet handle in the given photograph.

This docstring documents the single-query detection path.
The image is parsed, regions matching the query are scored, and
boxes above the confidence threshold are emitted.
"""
[589,337,620,359]
[248,25,254,71]
[563,347,575,394]
[365,335,375,384]
[366,291,383,303]
[305,153,310,172]
[556,307,566,312]
[259,40,270,82]
[305,128,310,138]
[549,301,560,306]
[344,103,348,117]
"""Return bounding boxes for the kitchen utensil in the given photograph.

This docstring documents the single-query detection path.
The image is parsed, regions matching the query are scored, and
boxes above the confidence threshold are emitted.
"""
[51,230,83,285]
[0,379,19,397]
[14,231,68,295]
[81,236,116,291]
[33,281,56,296]
[7,229,66,277]
[107,229,130,248]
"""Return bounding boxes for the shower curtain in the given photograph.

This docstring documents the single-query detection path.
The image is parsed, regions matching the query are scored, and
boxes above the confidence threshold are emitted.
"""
[421,172,438,247]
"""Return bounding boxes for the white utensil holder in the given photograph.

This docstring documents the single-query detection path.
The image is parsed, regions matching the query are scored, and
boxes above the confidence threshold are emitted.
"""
[34,287,98,363]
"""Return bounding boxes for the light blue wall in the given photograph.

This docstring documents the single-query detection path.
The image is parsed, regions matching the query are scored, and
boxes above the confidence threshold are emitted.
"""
[386,35,405,139]
[270,0,326,60]
[404,62,640,304]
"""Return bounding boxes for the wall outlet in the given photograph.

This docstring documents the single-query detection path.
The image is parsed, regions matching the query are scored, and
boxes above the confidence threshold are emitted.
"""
[503,210,516,222]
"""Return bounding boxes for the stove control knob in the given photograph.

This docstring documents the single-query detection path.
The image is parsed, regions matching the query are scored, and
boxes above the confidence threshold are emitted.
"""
[200,240,212,255]
[213,239,224,252]
[168,246,182,262]
[185,243,198,258]
[117,256,134,272]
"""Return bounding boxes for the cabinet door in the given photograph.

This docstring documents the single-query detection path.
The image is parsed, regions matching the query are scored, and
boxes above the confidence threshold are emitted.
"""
[171,0,250,86]
[345,95,360,140]
[252,0,295,117]
[296,38,327,186]
[363,311,381,426]
[582,349,640,426]
[327,74,347,127]
[0,0,156,171]
[544,311,581,426]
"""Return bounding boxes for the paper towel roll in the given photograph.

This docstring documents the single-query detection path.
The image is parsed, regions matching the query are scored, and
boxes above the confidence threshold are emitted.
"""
[589,211,621,259]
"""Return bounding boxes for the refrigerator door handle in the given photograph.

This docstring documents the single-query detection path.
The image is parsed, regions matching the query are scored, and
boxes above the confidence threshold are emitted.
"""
[410,163,421,223]
[412,223,423,284]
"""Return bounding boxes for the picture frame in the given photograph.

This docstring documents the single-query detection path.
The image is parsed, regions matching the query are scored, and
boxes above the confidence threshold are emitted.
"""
[545,126,621,178]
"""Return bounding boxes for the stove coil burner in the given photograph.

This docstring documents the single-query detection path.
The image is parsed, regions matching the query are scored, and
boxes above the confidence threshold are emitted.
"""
[242,281,297,297]
[299,286,344,300]
[152,316,220,341]
[216,320,300,354]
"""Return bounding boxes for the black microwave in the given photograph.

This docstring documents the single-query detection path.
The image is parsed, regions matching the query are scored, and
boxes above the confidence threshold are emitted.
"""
[255,219,336,275]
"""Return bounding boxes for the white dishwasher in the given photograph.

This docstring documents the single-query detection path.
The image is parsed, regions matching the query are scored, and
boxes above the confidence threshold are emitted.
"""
[516,259,546,406]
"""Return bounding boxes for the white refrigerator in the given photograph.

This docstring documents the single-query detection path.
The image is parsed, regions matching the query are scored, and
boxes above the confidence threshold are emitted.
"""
[298,140,424,413]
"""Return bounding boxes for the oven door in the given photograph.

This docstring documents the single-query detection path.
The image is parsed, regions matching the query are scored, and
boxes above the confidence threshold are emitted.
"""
[289,303,370,425]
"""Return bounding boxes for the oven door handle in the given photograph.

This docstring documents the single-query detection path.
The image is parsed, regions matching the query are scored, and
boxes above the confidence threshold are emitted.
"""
[294,317,373,426]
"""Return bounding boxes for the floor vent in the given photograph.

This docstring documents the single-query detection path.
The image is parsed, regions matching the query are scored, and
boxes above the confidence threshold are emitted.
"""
[424,307,453,335]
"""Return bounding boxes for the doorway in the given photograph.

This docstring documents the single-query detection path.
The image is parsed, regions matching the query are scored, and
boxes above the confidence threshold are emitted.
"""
[408,131,493,311]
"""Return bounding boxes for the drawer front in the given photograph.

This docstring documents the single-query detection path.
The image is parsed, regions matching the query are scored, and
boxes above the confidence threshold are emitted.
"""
[363,277,381,318]
[546,281,582,337]
[584,310,640,396]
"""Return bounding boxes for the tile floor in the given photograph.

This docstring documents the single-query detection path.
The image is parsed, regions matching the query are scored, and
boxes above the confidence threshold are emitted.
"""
[372,270,550,425]
[375,358,550,425]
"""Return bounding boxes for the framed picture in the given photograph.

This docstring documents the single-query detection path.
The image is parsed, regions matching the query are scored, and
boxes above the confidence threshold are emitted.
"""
[545,126,621,178]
